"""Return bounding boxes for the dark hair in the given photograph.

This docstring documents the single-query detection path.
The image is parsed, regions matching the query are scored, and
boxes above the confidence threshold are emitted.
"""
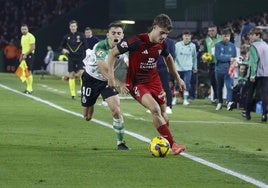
[85,27,92,31]
[208,24,217,29]
[182,30,191,35]
[21,23,28,27]
[152,14,173,31]
[249,27,263,38]
[221,28,231,35]
[108,22,124,32]
[69,20,78,26]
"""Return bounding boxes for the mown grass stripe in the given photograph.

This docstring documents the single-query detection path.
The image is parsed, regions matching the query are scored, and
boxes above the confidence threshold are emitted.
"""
[1,83,267,188]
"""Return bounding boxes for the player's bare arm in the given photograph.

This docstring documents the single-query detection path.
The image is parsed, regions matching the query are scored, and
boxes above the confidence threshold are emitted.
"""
[98,60,110,80]
[98,59,129,94]
[107,46,120,88]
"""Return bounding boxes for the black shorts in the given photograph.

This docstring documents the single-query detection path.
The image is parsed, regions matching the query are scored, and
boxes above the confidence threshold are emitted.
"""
[81,72,119,107]
[25,53,35,71]
[68,57,84,72]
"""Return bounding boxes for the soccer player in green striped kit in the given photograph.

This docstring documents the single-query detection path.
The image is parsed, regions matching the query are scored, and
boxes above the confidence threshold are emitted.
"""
[81,22,130,150]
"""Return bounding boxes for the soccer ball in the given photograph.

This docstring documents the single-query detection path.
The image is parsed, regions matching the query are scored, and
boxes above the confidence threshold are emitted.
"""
[202,52,213,63]
[149,136,170,157]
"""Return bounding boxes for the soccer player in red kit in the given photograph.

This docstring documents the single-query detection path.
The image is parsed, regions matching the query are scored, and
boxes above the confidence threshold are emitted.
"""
[108,14,186,155]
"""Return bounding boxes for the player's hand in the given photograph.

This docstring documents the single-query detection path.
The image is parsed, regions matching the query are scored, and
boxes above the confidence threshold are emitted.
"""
[20,54,26,61]
[62,48,69,54]
[108,77,116,88]
[250,77,255,83]
[230,57,237,64]
[158,91,166,100]
[119,83,130,95]
[177,78,186,91]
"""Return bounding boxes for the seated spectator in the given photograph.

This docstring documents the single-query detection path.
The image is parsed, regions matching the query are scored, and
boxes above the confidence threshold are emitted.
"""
[84,27,99,50]
[232,61,249,110]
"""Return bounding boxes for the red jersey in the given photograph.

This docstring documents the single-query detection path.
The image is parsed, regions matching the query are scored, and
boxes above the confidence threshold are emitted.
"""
[117,33,169,90]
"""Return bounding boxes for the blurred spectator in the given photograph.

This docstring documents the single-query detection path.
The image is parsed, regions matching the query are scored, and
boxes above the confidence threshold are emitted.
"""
[203,24,222,103]
[232,51,249,110]
[3,39,19,72]
[173,30,197,106]
[0,36,8,50]
[240,18,255,37]
[0,0,83,49]
[189,36,201,100]
[43,45,54,67]
[231,21,242,49]
[157,37,175,114]
[214,28,237,111]
[84,27,99,50]
[41,45,54,79]
[242,27,268,122]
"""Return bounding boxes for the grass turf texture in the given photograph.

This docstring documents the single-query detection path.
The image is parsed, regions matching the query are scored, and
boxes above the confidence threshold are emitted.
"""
[0,73,267,188]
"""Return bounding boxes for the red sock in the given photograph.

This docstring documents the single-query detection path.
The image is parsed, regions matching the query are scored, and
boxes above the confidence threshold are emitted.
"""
[157,124,174,146]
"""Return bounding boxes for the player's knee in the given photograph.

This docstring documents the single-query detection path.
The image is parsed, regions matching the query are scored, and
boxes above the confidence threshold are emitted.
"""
[69,72,75,78]
[113,112,121,119]
[150,105,161,115]
[111,106,121,117]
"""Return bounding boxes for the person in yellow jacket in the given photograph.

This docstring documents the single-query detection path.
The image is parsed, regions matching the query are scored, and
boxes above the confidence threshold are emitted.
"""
[19,24,36,94]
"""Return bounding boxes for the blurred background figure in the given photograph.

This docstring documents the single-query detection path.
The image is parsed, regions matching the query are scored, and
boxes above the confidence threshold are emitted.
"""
[157,37,175,114]
[242,27,268,122]
[59,20,88,100]
[42,45,54,79]
[214,28,237,111]
[173,30,197,106]
[4,39,19,72]
[84,27,99,50]
[19,24,36,94]
[203,25,222,103]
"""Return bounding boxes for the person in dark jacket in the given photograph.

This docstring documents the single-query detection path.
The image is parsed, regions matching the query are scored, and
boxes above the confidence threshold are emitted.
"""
[59,20,88,99]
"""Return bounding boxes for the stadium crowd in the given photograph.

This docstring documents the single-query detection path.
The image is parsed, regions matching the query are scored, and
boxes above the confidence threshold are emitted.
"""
[187,11,268,100]
[0,2,268,107]
[0,2,267,52]
[0,0,83,48]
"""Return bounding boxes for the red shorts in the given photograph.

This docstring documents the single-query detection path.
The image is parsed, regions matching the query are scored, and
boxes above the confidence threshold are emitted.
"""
[129,82,166,105]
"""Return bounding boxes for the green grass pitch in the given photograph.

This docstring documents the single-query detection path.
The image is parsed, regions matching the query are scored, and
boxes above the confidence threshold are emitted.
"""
[0,73,268,188]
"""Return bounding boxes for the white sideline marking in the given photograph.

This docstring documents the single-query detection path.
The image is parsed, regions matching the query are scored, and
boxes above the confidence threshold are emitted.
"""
[122,112,262,125]
[0,83,267,188]
[170,120,261,125]
[39,84,66,94]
